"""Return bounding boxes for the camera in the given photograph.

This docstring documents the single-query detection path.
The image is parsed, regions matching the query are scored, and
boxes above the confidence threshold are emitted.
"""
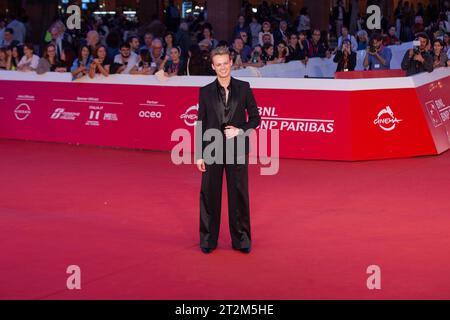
[413,40,421,54]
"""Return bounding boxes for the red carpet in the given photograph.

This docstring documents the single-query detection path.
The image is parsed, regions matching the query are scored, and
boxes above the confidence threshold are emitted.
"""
[1,139,450,300]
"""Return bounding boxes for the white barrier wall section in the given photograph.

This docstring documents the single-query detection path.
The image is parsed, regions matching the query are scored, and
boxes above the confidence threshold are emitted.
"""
[0,67,449,92]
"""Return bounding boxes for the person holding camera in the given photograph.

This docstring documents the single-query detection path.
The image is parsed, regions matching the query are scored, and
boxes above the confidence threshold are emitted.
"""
[401,32,434,76]
[363,33,392,71]
[334,39,356,72]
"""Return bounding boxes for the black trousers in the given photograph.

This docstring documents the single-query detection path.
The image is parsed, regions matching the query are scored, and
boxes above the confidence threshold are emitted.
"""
[199,154,251,249]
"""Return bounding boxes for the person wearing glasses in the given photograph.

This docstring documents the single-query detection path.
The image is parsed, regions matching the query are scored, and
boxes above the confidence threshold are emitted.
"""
[307,29,331,58]
[148,38,165,70]
[36,43,67,74]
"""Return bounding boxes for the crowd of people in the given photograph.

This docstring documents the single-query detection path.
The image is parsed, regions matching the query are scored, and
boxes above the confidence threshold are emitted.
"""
[0,0,449,79]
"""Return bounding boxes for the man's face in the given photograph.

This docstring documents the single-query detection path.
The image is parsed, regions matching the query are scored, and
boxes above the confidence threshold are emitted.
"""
[374,39,381,48]
[280,22,287,31]
[240,32,248,43]
[4,31,12,42]
[262,34,271,44]
[312,31,321,42]
[211,54,232,79]
[289,35,298,45]
[342,28,348,36]
[120,47,130,58]
[131,38,139,50]
[145,35,153,47]
[152,41,162,55]
[51,28,59,40]
[88,33,99,46]
[234,39,244,51]
[419,37,428,50]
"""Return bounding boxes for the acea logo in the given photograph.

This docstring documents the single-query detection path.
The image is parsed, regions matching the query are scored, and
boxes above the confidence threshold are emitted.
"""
[180,104,198,126]
[14,103,31,121]
[374,106,402,132]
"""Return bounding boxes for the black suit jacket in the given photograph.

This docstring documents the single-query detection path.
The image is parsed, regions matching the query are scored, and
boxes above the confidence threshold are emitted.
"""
[196,77,260,161]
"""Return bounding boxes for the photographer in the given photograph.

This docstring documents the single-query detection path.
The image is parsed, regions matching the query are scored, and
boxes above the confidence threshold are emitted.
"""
[401,32,434,76]
[334,39,356,72]
[363,33,392,70]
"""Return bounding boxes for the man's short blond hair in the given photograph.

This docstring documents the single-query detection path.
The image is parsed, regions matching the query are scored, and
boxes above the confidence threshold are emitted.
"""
[210,46,231,61]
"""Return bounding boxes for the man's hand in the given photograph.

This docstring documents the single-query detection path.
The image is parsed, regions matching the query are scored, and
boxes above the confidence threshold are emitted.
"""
[408,49,414,58]
[414,53,424,63]
[224,126,241,139]
[196,159,206,172]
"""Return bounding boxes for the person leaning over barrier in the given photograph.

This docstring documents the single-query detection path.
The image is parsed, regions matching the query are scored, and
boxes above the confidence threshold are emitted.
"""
[17,42,39,72]
[89,45,111,78]
[36,43,67,75]
[431,39,448,69]
[71,45,92,79]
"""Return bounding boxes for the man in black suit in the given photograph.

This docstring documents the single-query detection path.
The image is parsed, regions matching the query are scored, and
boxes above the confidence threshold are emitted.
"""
[195,46,260,254]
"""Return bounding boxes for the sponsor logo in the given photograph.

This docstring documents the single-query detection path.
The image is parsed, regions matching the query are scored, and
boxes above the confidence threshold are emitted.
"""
[258,107,335,133]
[85,106,118,126]
[139,110,162,119]
[425,99,449,128]
[51,108,80,120]
[103,113,118,121]
[86,108,102,126]
[14,103,31,121]
[374,106,402,131]
[181,104,198,126]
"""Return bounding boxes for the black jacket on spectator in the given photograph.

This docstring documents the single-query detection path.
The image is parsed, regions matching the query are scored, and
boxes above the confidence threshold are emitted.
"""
[164,59,187,76]
[307,39,328,58]
[273,28,288,46]
[401,49,434,76]
[286,44,308,62]
[333,50,357,72]
[187,51,214,76]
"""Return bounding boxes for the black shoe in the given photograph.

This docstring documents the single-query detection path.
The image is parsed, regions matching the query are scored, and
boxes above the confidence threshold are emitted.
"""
[201,247,214,254]
[232,246,251,254]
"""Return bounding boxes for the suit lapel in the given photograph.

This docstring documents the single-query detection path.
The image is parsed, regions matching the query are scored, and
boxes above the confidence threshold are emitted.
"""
[211,79,222,124]
[227,77,239,123]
